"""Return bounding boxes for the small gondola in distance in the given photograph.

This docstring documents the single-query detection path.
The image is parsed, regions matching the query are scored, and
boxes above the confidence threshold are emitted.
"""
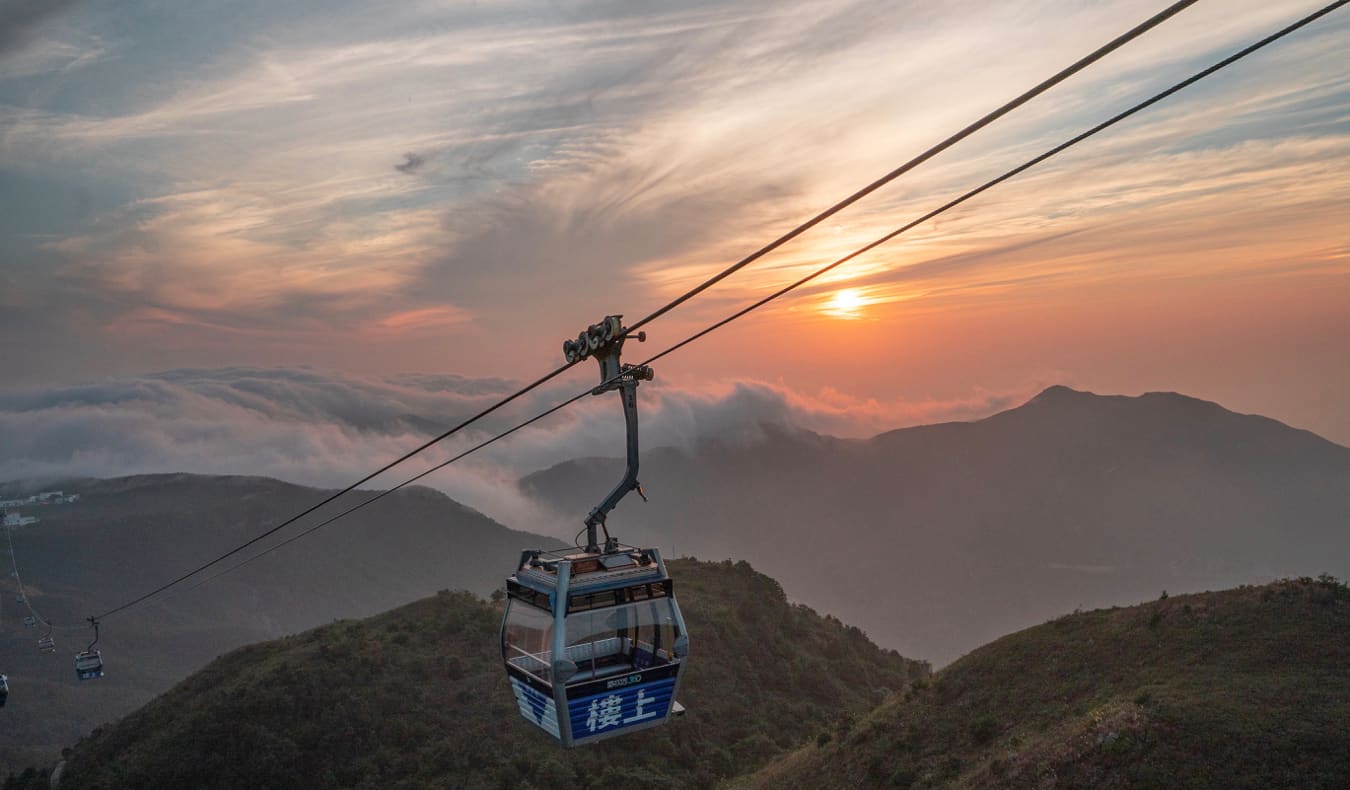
[76,620,105,680]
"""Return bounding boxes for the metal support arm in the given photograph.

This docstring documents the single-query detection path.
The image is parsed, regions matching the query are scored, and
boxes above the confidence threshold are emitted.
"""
[562,315,654,553]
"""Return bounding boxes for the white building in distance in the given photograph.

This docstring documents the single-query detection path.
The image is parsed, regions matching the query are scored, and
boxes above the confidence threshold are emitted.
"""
[0,492,79,507]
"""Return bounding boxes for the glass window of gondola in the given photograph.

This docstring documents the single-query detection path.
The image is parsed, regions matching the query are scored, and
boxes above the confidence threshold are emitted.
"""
[563,596,683,681]
[505,579,550,611]
[565,581,670,614]
[502,598,554,682]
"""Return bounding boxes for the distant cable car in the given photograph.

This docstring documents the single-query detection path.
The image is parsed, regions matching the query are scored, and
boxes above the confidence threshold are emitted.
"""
[37,620,56,653]
[75,621,103,681]
[74,652,103,681]
[15,594,24,604]
[37,636,55,653]
[23,615,35,628]
[501,316,689,747]
[0,673,8,707]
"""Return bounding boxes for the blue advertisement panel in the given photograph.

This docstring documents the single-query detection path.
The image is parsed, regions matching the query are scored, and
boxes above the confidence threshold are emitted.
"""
[567,675,676,741]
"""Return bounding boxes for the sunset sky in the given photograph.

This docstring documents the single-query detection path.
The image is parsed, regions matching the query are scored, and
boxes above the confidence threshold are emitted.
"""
[1,0,1348,515]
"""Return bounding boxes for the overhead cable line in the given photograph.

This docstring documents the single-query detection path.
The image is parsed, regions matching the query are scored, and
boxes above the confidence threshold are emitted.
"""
[622,0,1201,335]
[90,361,584,621]
[165,394,592,600]
[162,0,1347,597]
[5,524,83,632]
[88,0,1198,623]
[7,524,48,627]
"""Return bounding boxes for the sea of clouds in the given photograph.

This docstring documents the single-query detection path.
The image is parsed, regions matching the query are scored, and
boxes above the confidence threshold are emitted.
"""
[0,366,1027,534]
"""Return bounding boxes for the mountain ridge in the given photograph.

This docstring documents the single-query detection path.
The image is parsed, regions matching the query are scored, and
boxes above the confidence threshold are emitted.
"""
[878,385,1346,452]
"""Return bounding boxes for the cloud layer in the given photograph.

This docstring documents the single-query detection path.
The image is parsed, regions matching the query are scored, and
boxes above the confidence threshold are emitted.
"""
[0,366,1035,532]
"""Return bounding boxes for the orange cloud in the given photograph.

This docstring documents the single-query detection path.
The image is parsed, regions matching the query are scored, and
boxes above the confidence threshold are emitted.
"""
[369,306,472,334]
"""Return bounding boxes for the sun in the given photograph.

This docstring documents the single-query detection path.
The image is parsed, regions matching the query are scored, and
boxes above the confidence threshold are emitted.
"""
[822,288,868,319]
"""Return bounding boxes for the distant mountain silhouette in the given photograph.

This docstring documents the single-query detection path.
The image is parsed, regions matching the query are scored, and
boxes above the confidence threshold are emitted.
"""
[523,387,1350,665]
[0,474,562,775]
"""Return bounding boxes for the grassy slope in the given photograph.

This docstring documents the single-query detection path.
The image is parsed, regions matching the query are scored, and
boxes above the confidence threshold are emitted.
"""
[737,577,1350,789]
[43,559,926,789]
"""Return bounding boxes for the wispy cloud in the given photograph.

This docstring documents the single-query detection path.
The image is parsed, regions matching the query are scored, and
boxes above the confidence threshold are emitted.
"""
[0,0,1346,446]
[0,0,79,56]
[394,152,425,175]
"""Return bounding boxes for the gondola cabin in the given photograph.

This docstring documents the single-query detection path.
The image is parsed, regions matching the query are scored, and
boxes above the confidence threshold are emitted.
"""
[502,545,688,747]
[75,650,103,681]
[0,673,8,707]
[502,314,687,746]
[37,636,55,653]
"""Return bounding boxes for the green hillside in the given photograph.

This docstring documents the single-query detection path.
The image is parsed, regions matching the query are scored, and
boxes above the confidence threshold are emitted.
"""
[736,576,1350,789]
[32,559,925,789]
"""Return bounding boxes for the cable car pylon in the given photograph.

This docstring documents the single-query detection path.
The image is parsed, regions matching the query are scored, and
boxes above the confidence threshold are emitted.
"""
[500,316,688,747]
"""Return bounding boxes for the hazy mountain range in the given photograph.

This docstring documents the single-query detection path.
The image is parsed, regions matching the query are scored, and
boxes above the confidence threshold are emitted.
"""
[523,386,1350,664]
[4,384,1348,774]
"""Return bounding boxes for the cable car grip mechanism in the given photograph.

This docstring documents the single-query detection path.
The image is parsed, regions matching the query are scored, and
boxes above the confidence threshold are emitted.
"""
[561,315,654,554]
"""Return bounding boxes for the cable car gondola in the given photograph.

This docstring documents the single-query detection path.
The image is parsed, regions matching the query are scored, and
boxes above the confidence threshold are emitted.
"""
[74,652,102,681]
[501,316,689,747]
[75,620,103,681]
[38,620,56,652]
[22,615,35,628]
[0,673,8,707]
